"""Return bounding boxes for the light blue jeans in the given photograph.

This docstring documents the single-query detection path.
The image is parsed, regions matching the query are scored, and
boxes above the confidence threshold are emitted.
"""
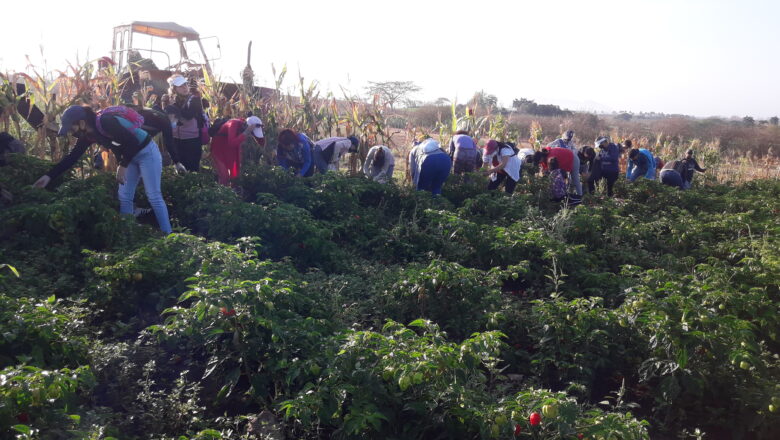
[118,141,172,234]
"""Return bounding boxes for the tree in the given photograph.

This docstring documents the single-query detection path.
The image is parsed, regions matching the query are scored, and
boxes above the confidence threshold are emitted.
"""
[365,81,421,110]
[512,97,572,117]
[470,91,498,108]
[743,116,755,127]
[770,116,779,126]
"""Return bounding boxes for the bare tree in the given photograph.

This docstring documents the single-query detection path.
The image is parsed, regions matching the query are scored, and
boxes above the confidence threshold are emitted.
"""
[365,81,421,110]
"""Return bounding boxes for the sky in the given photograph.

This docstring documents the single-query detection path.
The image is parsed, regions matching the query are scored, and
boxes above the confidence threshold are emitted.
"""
[1,0,778,118]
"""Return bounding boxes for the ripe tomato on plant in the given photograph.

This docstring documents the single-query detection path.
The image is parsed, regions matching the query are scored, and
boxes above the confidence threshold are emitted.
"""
[514,423,522,436]
[529,412,541,426]
[220,307,236,317]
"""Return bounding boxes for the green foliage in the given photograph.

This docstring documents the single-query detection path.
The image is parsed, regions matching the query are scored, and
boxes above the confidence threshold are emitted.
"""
[0,365,95,434]
[1,156,779,439]
[0,294,89,369]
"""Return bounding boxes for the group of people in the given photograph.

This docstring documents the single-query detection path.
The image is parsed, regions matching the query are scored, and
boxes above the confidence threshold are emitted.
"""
[21,73,706,235]
[406,129,706,202]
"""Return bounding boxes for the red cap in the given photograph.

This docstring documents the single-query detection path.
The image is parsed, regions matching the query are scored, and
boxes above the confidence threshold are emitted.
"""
[484,139,498,155]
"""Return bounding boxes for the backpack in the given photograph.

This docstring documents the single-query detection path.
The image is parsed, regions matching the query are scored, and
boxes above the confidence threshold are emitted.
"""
[95,106,145,137]
[497,141,519,156]
[208,117,230,137]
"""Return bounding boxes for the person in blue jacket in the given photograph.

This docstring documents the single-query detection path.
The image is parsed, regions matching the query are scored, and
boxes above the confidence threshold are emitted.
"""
[627,148,656,182]
[276,129,314,177]
[409,138,452,196]
[587,136,621,196]
[32,105,172,234]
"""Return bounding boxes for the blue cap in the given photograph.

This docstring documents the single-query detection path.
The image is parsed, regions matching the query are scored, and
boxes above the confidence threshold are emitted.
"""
[348,135,359,147]
[58,106,87,136]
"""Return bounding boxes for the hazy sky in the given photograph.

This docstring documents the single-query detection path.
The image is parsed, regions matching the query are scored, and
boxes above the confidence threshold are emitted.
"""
[1,0,778,118]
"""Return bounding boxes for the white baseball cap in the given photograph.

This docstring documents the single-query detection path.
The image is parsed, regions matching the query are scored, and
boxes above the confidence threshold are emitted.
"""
[167,75,187,87]
[246,116,264,138]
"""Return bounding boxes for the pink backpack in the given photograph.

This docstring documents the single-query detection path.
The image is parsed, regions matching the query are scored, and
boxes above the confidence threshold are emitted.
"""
[95,106,145,137]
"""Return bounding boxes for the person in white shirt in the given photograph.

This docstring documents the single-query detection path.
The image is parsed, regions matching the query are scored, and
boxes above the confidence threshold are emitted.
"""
[363,145,395,183]
[481,140,522,194]
[547,130,582,196]
[312,135,359,173]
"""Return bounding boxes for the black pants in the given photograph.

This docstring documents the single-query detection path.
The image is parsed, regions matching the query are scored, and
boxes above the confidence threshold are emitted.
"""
[587,169,619,196]
[176,137,203,171]
[487,173,518,194]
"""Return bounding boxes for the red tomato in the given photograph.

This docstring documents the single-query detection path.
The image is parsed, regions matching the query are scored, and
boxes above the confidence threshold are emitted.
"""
[529,412,541,426]
[16,412,30,423]
[220,307,236,317]
[514,423,522,436]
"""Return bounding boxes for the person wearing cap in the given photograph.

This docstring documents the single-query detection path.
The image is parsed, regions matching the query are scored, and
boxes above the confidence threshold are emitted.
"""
[659,159,686,189]
[312,136,359,173]
[587,136,621,196]
[448,130,481,174]
[32,105,171,234]
[548,130,582,195]
[481,140,522,194]
[409,138,452,195]
[277,129,314,177]
[363,145,395,183]
[165,74,208,172]
[680,149,706,189]
[210,116,265,185]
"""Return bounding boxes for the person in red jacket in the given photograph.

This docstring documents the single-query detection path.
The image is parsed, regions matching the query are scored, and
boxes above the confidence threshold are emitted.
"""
[210,116,265,185]
[533,147,574,173]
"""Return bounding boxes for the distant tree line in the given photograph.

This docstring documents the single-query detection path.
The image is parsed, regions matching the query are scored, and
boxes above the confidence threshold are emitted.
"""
[511,98,572,117]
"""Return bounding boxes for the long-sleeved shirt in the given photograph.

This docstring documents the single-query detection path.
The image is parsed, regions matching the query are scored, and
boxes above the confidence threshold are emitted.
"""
[681,157,705,182]
[314,137,353,170]
[598,143,620,172]
[627,149,656,181]
[363,145,395,183]
[169,94,203,140]
[45,113,155,179]
[278,133,313,176]
[548,138,576,151]
[539,147,574,173]
[409,140,445,187]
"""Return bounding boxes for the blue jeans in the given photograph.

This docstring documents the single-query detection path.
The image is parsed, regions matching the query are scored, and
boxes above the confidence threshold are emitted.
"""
[118,141,172,234]
[417,153,452,195]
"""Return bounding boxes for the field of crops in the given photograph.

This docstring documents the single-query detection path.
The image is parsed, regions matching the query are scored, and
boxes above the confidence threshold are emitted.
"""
[2,58,780,439]
[1,150,779,439]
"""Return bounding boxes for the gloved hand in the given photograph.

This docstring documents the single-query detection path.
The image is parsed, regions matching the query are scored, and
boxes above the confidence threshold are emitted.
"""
[174,162,187,174]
